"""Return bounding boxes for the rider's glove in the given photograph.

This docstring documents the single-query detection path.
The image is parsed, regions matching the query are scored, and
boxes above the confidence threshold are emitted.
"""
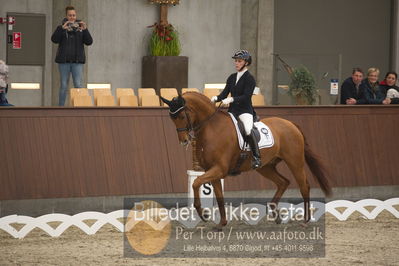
[210,96,218,103]
[222,97,234,105]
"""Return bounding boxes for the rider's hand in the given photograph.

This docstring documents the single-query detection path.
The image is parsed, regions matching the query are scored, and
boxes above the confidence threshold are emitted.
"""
[222,97,234,105]
[210,96,218,103]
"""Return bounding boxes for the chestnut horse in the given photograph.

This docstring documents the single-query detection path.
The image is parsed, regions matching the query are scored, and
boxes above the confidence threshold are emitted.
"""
[161,92,331,228]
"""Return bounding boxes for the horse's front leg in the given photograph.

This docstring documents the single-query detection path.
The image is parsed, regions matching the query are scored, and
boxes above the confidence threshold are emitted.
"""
[192,167,224,222]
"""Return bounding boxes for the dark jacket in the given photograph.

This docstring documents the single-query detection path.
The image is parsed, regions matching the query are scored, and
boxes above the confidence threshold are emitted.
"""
[358,79,385,104]
[340,77,363,104]
[51,22,93,64]
[379,83,399,104]
[0,84,10,105]
[217,71,256,116]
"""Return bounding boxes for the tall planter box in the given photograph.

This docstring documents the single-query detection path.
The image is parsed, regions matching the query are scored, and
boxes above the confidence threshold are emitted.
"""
[142,56,188,95]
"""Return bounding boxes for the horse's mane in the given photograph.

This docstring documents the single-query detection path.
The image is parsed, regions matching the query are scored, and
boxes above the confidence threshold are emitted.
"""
[182,91,216,110]
[182,91,229,117]
[182,91,230,117]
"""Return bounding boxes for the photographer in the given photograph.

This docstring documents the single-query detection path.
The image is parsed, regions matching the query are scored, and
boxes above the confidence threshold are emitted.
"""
[0,60,12,106]
[51,5,93,106]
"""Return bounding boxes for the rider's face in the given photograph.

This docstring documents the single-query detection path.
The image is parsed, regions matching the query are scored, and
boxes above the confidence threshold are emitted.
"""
[234,59,246,72]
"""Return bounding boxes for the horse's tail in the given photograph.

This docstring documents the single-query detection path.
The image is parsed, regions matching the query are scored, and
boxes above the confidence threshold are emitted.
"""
[294,124,333,197]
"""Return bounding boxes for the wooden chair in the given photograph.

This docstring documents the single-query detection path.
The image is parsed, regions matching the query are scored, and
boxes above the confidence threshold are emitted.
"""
[116,88,135,99]
[141,95,160,107]
[182,88,199,93]
[252,94,266,106]
[70,88,89,106]
[93,89,112,105]
[203,88,221,100]
[73,95,93,107]
[119,95,138,107]
[97,95,116,106]
[138,88,156,105]
[160,88,178,106]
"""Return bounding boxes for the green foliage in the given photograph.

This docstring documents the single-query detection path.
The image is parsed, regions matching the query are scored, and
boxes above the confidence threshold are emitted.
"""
[288,66,317,105]
[149,24,181,56]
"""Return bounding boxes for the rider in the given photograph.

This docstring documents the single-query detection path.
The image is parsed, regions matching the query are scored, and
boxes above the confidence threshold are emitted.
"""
[211,50,261,169]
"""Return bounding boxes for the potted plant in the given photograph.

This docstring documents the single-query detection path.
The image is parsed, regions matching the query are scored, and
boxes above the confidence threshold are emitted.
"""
[288,66,317,105]
[142,0,188,95]
[149,23,181,56]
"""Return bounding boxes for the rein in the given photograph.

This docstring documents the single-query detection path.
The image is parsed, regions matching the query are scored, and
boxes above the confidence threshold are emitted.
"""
[175,102,223,139]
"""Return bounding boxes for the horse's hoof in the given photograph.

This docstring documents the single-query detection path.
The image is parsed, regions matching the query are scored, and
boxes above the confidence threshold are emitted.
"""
[199,215,207,222]
[199,212,210,222]
[275,216,282,224]
[300,221,309,228]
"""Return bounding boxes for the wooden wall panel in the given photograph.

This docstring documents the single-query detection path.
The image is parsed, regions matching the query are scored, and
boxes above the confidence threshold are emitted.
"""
[0,106,398,200]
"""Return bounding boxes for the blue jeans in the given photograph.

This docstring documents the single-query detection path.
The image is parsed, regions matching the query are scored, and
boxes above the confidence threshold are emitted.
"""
[58,63,84,106]
[0,88,12,106]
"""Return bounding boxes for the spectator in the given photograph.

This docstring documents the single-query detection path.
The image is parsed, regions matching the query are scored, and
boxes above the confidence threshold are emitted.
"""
[379,71,399,104]
[51,5,93,106]
[340,68,364,104]
[359,67,389,104]
[0,60,13,106]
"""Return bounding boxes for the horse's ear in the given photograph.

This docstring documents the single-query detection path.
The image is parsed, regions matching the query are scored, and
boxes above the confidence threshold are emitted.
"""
[160,96,172,106]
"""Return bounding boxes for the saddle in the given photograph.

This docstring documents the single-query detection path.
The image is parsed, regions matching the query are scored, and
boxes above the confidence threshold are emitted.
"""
[226,113,274,176]
[236,119,261,144]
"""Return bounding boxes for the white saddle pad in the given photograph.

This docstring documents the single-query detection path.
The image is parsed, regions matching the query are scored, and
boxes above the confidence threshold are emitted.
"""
[228,113,274,151]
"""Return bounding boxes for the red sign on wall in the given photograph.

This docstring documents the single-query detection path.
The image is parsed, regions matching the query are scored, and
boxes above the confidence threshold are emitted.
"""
[13,32,21,49]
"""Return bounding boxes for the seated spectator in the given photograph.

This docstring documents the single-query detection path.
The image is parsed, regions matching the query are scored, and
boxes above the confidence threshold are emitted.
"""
[379,71,399,104]
[359,67,390,105]
[340,68,364,104]
[0,60,13,106]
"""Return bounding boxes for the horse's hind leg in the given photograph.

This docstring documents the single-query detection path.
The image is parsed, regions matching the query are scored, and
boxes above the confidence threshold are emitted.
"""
[286,163,310,223]
[256,163,290,224]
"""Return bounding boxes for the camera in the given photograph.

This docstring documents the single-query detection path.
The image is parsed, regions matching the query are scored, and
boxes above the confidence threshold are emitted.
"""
[62,18,82,32]
[68,22,80,31]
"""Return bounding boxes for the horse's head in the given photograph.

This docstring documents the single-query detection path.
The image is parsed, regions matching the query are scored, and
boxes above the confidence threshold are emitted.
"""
[161,92,218,146]
[161,94,193,146]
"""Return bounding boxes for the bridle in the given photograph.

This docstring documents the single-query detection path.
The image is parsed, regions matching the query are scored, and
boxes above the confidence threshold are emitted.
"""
[171,102,223,140]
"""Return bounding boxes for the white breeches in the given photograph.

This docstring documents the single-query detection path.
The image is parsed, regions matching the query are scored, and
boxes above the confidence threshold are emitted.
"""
[387,88,399,98]
[238,113,254,136]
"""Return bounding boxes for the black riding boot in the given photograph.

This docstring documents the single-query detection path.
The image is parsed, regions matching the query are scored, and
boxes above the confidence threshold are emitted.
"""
[247,129,261,169]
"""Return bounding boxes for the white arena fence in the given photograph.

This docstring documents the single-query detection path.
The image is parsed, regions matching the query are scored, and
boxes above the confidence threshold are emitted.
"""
[0,198,398,239]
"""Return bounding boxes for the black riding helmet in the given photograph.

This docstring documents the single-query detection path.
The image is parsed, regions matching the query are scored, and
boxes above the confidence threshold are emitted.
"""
[232,50,252,66]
